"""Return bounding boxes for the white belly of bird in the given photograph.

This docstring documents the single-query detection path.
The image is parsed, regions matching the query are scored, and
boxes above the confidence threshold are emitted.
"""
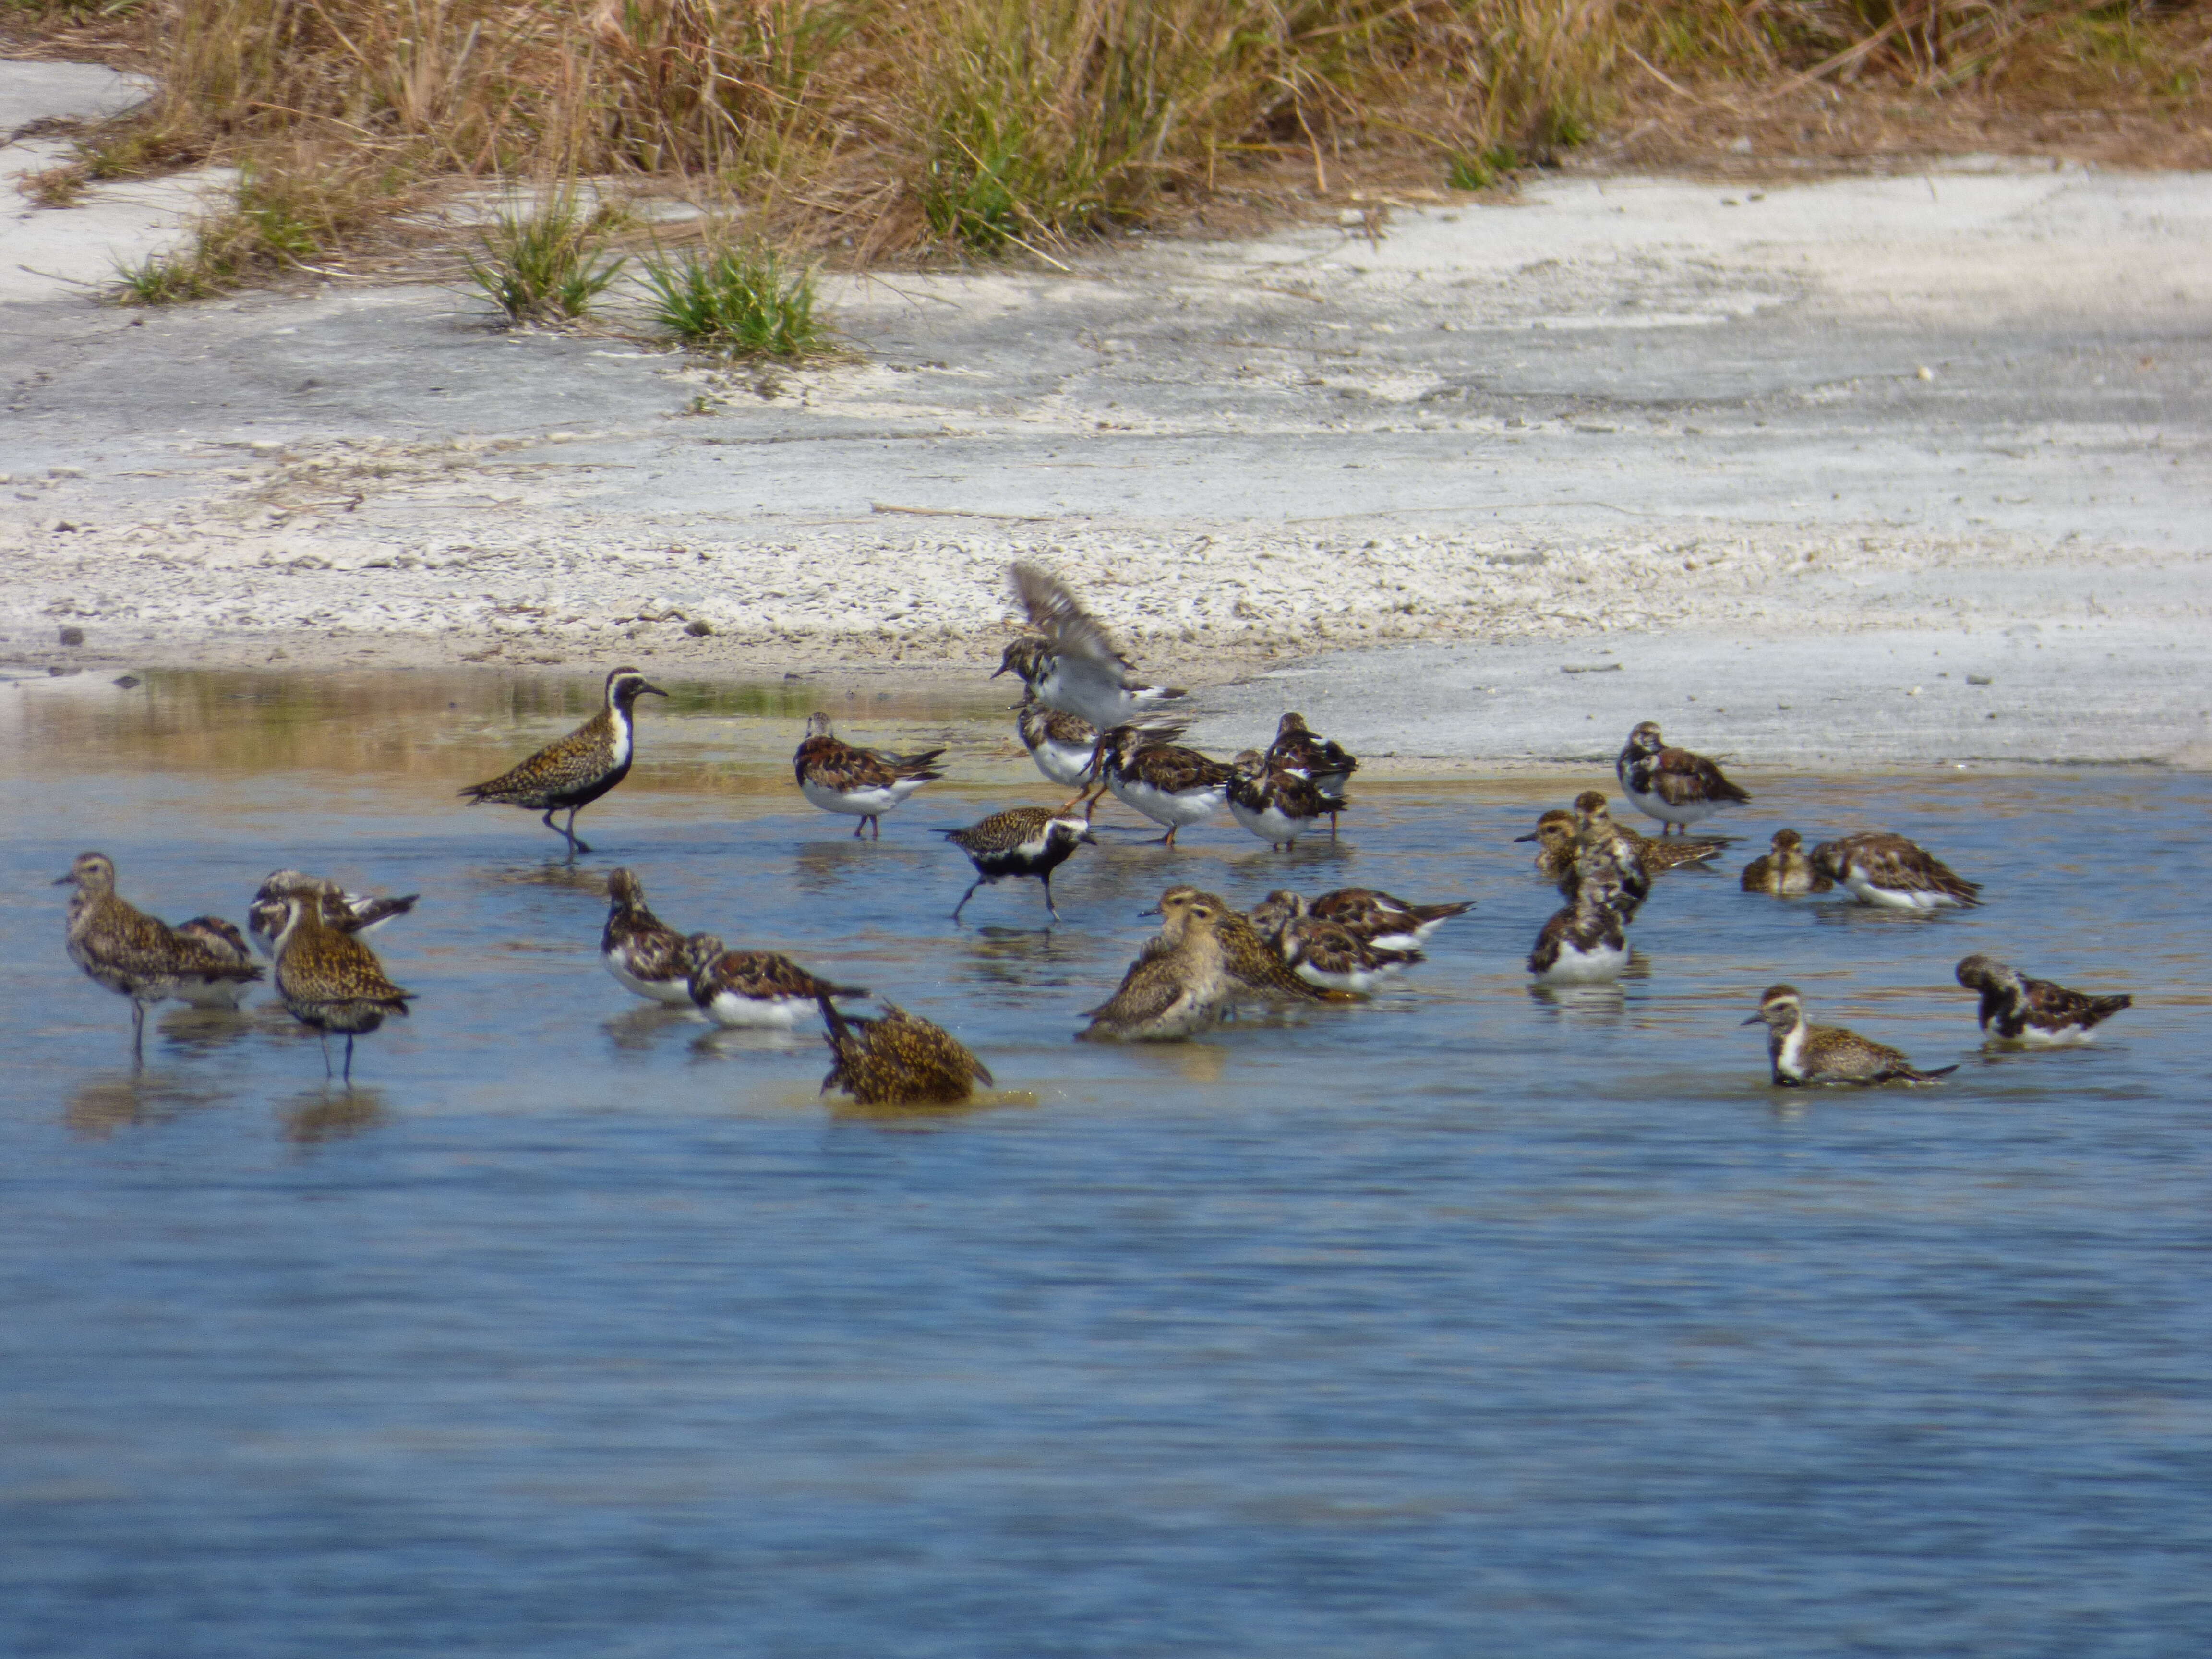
[1534,938,1628,985]
[700,989,815,1028]
[1228,796,1310,847]
[1109,775,1225,830]
[1625,785,1723,828]
[800,777,925,818]
[1292,958,1406,994]
[1775,1024,1809,1080]
[2007,1022,2094,1046]
[172,979,249,1010]
[1029,740,1095,789]
[1842,873,1958,910]
[603,953,696,1006]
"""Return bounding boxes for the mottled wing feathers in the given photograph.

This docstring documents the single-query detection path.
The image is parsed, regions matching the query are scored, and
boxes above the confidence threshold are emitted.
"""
[1011,562,1131,671]
[1650,746,1750,807]
[462,709,618,806]
[794,735,947,792]
[1124,743,1233,792]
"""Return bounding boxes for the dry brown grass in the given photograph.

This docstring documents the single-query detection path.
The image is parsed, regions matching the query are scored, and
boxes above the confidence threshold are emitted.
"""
[10,0,2207,294]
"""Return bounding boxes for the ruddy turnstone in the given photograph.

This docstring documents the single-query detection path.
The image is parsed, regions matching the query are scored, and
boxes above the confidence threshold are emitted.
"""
[1079,890,1233,1041]
[792,712,946,839]
[169,916,257,1009]
[1615,721,1752,834]
[246,869,420,957]
[1526,876,1631,985]
[682,933,866,1029]
[1306,887,1472,950]
[58,852,266,1058]
[601,867,695,1005]
[1263,903,1424,995]
[1002,564,1190,730]
[1097,726,1233,847]
[1015,688,1106,805]
[1743,984,1956,1085]
[1811,832,1981,910]
[459,666,667,858]
[1226,750,1345,851]
[819,996,994,1106]
[1955,954,2131,1045]
[1265,713,1358,839]
[1153,885,1334,1006]
[1570,792,1655,919]
[942,807,1097,923]
[268,890,413,1083]
[1739,829,1833,896]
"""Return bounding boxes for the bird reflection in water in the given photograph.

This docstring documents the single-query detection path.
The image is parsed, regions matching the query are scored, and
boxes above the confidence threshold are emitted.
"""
[603,1002,697,1053]
[154,1004,264,1058]
[688,1025,813,1061]
[1527,981,1630,1026]
[279,1087,386,1145]
[64,1071,226,1140]
[826,1088,1040,1127]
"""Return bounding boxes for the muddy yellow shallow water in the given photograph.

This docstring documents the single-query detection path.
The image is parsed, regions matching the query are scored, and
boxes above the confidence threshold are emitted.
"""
[2,668,2206,1656]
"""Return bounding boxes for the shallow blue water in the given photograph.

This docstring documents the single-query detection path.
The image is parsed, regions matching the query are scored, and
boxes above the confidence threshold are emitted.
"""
[2,672,2208,1657]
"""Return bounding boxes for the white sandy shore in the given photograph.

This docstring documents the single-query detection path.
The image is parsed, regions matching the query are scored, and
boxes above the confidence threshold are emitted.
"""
[3,57,2208,763]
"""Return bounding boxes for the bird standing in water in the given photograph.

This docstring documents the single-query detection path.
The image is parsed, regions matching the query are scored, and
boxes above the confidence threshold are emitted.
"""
[459,666,667,858]
[59,852,265,1059]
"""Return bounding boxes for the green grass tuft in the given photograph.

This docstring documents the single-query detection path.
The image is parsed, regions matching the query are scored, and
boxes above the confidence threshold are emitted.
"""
[639,243,832,360]
[463,194,628,325]
[1446,143,1521,191]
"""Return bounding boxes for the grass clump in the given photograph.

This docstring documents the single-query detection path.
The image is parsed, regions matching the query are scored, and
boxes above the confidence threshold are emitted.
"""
[463,194,628,324]
[640,243,830,359]
[1446,143,1522,191]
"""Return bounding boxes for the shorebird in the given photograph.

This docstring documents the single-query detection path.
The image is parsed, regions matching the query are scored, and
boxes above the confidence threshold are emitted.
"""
[819,996,994,1106]
[600,867,695,1005]
[792,712,946,838]
[1516,806,1716,900]
[1615,721,1752,834]
[268,890,413,1083]
[1743,984,1956,1085]
[1262,904,1424,994]
[169,916,257,1009]
[1812,832,1981,910]
[1301,888,1471,950]
[1226,750,1345,851]
[1527,872,1631,985]
[1570,791,1655,920]
[942,807,1096,923]
[1079,890,1233,1041]
[1000,563,1190,730]
[1247,887,1468,958]
[59,852,265,1058]
[246,870,419,957]
[1955,955,2131,1045]
[1154,886,1334,1007]
[1265,712,1358,839]
[1015,688,1105,807]
[682,933,866,1029]
[459,666,666,858]
[1740,829,1833,897]
[1097,725,1232,847]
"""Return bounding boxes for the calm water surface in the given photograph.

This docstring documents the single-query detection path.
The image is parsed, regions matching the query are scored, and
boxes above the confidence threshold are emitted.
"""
[2,670,2208,1657]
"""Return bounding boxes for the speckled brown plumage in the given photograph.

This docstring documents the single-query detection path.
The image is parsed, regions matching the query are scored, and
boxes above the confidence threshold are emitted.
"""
[1097,726,1233,847]
[819,998,994,1106]
[1616,720,1752,833]
[600,867,694,1004]
[1740,829,1833,896]
[792,712,947,838]
[1743,985,1955,1085]
[942,807,1095,922]
[60,852,265,1058]
[1226,751,1346,850]
[1157,886,1334,1005]
[1082,890,1233,1040]
[683,933,866,1028]
[1812,832,1981,910]
[247,869,420,956]
[460,667,666,855]
[271,894,413,1082]
[1307,887,1472,948]
[1955,955,2130,1044]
